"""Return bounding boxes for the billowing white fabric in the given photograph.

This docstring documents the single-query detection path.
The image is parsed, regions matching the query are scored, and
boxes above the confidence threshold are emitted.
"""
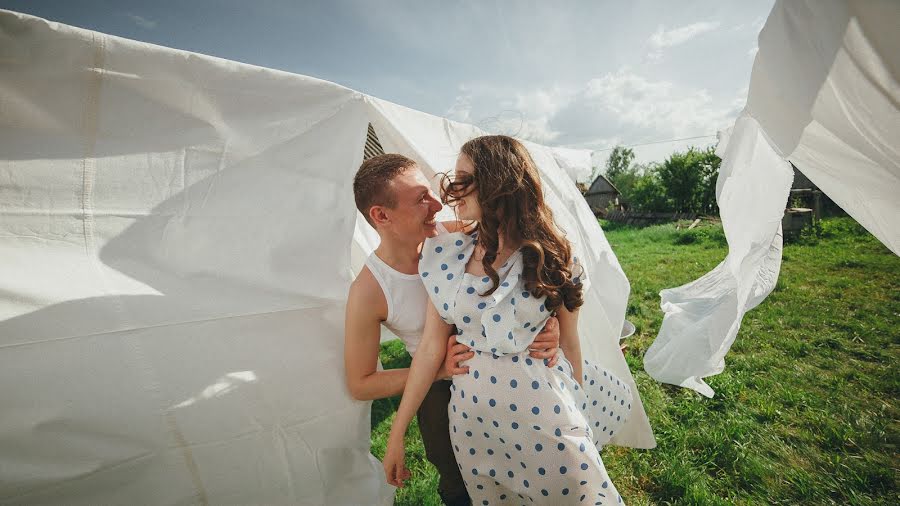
[644,0,899,396]
[549,146,594,184]
[0,8,654,506]
[643,116,791,397]
[0,10,388,506]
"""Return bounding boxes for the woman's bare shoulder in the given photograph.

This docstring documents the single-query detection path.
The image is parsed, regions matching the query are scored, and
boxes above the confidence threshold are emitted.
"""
[440,220,477,234]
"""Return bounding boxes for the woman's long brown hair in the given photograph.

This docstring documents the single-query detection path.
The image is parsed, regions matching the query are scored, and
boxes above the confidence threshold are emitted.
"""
[442,135,584,313]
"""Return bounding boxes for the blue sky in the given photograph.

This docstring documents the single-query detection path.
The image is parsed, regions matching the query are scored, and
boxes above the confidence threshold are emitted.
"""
[1,0,774,169]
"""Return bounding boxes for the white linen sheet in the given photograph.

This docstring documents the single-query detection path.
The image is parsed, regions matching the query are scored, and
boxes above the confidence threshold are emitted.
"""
[644,0,899,396]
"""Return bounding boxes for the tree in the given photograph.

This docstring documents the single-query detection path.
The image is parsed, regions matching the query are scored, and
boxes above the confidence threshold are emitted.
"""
[628,164,671,212]
[692,147,721,215]
[604,146,635,180]
[656,149,700,213]
[592,144,722,215]
[656,147,721,214]
[608,163,642,207]
[602,145,640,208]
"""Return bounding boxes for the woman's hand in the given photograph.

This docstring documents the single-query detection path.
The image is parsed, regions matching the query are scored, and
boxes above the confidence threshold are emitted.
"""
[383,436,410,487]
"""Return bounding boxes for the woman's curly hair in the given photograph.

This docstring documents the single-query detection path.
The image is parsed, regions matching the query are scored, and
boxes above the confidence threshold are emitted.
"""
[441,135,584,313]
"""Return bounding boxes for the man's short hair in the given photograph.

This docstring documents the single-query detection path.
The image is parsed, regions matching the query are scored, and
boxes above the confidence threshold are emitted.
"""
[354,154,418,226]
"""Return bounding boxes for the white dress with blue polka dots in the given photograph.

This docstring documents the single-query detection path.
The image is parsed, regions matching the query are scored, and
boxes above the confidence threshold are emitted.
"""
[419,230,632,505]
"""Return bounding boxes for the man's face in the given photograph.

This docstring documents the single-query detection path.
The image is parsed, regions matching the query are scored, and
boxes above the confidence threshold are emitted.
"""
[382,167,443,241]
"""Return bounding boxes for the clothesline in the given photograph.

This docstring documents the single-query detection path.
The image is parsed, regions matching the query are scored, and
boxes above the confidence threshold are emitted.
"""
[591,134,718,153]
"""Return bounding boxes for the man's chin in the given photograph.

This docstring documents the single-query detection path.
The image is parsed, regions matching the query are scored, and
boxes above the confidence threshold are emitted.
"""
[423,221,439,237]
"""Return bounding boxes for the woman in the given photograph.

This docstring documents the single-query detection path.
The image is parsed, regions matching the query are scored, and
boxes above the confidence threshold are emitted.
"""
[383,135,632,505]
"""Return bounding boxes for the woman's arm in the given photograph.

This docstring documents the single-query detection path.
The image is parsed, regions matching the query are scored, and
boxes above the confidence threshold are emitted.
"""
[556,305,583,385]
[383,300,452,486]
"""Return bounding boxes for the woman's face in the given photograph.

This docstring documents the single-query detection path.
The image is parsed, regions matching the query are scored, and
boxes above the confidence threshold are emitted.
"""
[453,154,481,221]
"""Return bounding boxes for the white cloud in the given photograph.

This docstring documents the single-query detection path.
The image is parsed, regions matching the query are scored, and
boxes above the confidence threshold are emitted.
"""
[732,16,766,34]
[500,86,573,143]
[549,69,740,146]
[559,73,749,165]
[449,83,573,144]
[732,85,749,112]
[452,68,746,165]
[647,21,720,60]
[748,46,759,59]
[650,21,721,48]
[446,86,473,123]
[126,13,157,30]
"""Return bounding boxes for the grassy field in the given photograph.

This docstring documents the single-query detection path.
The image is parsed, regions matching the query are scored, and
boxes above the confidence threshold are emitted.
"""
[370,217,899,505]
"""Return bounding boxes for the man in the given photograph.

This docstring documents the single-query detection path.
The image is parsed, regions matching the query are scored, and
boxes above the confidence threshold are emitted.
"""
[344,154,560,506]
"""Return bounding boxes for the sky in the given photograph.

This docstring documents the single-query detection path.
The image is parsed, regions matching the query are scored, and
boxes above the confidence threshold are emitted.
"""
[1,0,775,175]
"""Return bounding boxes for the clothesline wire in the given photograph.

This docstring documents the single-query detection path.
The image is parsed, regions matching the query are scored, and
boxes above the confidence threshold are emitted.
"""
[474,110,718,154]
[592,134,718,153]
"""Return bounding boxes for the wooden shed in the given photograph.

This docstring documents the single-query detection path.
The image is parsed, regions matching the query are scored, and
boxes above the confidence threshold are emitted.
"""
[583,174,622,216]
[783,163,840,237]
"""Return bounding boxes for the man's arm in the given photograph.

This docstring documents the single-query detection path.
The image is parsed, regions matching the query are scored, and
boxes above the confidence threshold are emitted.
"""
[344,268,455,400]
[344,270,409,401]
[529,316,561,367]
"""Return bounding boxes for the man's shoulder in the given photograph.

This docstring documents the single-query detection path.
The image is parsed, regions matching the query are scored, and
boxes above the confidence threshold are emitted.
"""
[350,265,385,299]
[349,266,387,319]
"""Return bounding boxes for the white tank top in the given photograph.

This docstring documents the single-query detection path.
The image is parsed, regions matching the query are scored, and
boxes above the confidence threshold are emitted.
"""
[365,224,448,356]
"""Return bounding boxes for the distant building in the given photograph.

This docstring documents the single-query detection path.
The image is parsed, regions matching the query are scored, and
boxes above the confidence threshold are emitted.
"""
[783,163,843,237]
[789,163,842,217]
[583,174,622,216]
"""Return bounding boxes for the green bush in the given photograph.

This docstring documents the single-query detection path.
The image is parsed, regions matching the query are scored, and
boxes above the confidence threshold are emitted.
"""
[820,217,870,238]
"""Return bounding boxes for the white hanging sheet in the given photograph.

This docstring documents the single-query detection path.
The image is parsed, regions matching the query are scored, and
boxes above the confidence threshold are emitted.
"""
[0,10,391,505]
[644,0,899,396]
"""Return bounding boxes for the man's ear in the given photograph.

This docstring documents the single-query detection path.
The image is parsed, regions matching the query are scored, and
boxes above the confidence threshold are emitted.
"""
[369,205,389,227]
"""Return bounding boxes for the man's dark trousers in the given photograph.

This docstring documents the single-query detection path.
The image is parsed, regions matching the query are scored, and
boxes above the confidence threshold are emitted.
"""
[417,379,470,506]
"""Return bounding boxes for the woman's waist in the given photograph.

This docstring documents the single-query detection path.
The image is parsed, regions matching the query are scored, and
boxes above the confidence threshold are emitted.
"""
[453,334,542,357]
[454,348,575,382]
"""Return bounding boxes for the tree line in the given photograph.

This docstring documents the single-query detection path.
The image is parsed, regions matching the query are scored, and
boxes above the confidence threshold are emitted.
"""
[601,145,722,215]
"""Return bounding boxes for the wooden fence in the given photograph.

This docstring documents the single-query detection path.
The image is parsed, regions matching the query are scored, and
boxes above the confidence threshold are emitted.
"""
[604,210,698,226]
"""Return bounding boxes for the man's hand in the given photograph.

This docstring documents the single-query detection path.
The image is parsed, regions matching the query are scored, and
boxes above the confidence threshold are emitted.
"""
[437,334,474,379]
[529,316,560,367]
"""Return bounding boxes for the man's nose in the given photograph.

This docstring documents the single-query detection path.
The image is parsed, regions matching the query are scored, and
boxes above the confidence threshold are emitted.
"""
[429,193,443,212]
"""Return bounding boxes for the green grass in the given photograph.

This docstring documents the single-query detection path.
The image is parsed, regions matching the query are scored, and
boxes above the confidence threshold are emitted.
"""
[372,217,899,505]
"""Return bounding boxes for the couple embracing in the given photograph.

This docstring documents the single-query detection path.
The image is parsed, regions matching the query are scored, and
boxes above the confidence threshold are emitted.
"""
[345,135,632,505]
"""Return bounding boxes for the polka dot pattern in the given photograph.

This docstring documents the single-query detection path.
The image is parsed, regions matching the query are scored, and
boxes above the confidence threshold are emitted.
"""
[449,349,627,504]
[419,230,579,356]
[420,230,625,504]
